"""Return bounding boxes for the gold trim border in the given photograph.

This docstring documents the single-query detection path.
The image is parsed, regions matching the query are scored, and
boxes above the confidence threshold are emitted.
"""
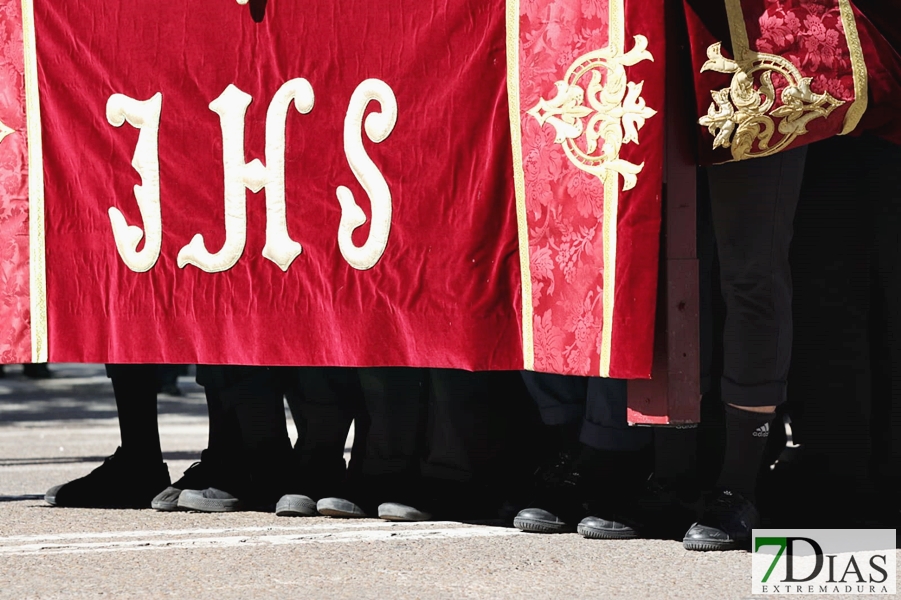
[598,0,626,378]
[21,0,47,363]
[723,0,751,57]
[837,0,868,135]
[505,0,535,371]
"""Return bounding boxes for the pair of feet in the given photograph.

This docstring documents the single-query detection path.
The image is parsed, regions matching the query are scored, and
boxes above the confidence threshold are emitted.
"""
[313,496,432,522]
[514,486,759,551]
[44,448,280,514]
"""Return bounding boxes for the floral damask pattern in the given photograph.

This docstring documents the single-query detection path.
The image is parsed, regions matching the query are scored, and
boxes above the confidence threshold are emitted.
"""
[519,0,611,374]
[0,0,31,363]
[754,0,855,102]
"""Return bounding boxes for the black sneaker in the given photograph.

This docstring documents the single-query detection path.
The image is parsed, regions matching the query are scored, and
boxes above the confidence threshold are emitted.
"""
[683,489,760,551]
[152,460,211,511]
[378,502,432,522]
[45,447,170,509]
[275,494,318,517]
[578,479,698,540]
[317,496,370,518]
[513,450,587,534]
[177,487,243,512]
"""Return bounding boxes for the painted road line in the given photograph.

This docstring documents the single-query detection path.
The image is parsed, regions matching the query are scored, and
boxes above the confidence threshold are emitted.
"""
[0,520,501,544]
[0,525,523,556]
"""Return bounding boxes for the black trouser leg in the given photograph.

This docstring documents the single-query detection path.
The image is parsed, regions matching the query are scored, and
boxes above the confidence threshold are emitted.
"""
[867,138,901,501]
[787,136,873,472]
[707,147,807,408]
[421,370,535,514]
[196,365,293,502]
[284,367,363,498]
[105,364,162,464]
[356,367,428,504]
[583,378,652,453]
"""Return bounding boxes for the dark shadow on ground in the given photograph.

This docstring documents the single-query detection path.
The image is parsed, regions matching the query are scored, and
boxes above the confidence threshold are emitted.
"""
[0,451,203,468]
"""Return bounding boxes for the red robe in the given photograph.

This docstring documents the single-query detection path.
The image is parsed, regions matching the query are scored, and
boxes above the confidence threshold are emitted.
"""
[685,0,901,165]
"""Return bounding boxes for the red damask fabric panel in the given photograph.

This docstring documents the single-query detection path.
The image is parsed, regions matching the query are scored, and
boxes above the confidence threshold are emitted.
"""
[685,0,861,165]
[514,0,664,377]
[685,0,901,165]
[36,0,524,368]
[0,0,31,363]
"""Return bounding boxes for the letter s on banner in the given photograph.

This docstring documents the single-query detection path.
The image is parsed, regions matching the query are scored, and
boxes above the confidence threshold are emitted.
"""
[337,79,397,270]
[106,93,163,273]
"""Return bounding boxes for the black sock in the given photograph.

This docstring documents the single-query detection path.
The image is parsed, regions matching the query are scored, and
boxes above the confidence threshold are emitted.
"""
[111,366,162,464]
[715,405,774,501]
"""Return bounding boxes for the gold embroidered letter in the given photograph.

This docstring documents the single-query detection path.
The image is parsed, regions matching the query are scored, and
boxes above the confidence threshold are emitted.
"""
[337,79,397,271]
[107,92,163,273]
[178,80,312,273]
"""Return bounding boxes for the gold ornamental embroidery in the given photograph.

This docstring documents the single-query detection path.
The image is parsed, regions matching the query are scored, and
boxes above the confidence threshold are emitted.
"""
[699,42,845,161]
[527,35,657,192]
[0,119,13,145]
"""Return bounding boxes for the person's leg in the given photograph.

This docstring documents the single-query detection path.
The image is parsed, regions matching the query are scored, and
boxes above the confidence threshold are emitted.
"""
[45,364,170,508]
[178,366,293,512]
[684,146,807,551]
[276,367,363,517]
[152,370,245,511]
[513,373,589,533]
[318,367,427,519]
[415,369,534,521]
[762,136,875,524]
[866,137,901,515]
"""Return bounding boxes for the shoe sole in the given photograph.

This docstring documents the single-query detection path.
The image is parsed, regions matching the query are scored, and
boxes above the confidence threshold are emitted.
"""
[513,516,574,534]
[177,492,242,513]
[151,499,181,511]
[683,538,739,551]
[577,523,640,540]
[317,498,368,518]
[275,495,317,517]
[378,503,432,522]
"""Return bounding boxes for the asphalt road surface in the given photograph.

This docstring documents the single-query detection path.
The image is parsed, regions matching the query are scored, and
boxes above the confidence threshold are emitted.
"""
[0,364,893,599]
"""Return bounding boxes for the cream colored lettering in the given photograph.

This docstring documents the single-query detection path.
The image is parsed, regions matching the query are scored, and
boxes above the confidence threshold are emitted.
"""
[336,79,397,270]
[177,80,312,272]
[106,93,163,273]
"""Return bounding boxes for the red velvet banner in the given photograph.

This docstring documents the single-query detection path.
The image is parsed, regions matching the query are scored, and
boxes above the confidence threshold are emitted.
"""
[0,0,666,378]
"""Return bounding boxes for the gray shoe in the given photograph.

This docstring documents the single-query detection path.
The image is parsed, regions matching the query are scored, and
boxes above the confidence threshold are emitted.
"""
[177,488,243,512]
[275,494,317,517]
[316,497,368,518]
[151,486,183,512]
[378,502,432,522]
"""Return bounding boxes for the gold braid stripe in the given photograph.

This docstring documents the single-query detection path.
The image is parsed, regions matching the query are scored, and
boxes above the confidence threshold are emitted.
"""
[506,0,535,371]
[21,0,48,362]
[837,0,868,135]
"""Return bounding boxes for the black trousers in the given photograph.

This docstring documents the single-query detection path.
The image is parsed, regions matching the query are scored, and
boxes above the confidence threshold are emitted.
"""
[707,146,808,408]
[786,135,901,490]
[520,372,652,452]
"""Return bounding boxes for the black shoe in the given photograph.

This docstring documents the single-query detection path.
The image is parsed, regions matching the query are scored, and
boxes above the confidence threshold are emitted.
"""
[683,489,759,551]
[177,487,243,512]
[23,363,52,379]
[45,447,170,509]
[152,460,212,511]
[579,479,699,541]
[513,450,586,534]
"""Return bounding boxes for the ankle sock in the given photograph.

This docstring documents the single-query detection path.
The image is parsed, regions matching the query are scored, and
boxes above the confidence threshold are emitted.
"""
[715,405,774,501]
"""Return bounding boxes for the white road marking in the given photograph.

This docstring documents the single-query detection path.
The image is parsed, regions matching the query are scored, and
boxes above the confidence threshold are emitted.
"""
[0,522,522,556]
